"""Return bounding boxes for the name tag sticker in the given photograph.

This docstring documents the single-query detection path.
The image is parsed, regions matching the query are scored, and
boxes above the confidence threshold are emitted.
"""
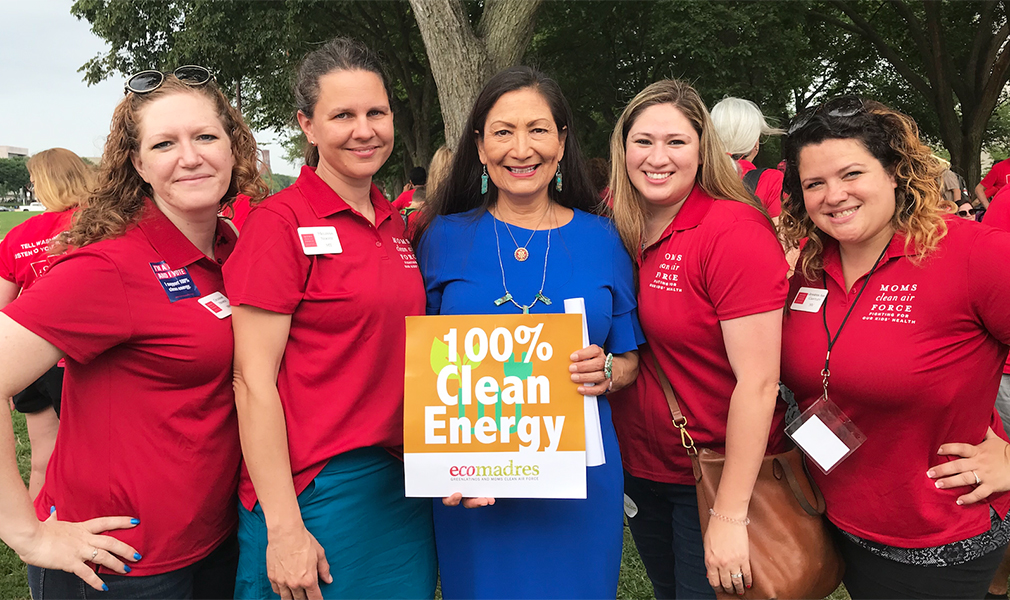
[297,226,342,255]
[790,287,828,312]
[150,261,201,303]
[198,292,232,319]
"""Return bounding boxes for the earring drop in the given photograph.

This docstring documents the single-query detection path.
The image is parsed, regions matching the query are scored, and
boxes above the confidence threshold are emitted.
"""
[555,164,563,193]
[481,165,489,195]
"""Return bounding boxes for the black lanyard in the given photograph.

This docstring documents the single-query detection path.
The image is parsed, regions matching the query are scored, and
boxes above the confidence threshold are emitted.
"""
[819,240,891,395]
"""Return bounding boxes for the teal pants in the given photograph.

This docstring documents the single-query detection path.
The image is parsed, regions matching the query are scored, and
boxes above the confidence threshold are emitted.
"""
[235,448,437,599]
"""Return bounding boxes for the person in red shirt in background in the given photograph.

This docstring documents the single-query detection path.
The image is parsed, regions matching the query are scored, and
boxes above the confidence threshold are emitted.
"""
[402,145,451,236]
[587,157,612,206]
[983,185,1010,599]
[780,97,1010,598]
[0,148,91,500]
[710,97,785,222]
[393,165,426,211]
[976,156,1010,208]
[0,66,269,597]
[226,37,436,600]
[609,80,787,598]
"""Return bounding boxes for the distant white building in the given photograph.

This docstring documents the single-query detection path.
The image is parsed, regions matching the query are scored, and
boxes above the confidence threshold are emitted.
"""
[0,146,28,159]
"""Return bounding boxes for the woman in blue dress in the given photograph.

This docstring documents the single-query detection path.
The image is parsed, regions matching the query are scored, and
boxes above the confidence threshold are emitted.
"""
[414,66,644,599]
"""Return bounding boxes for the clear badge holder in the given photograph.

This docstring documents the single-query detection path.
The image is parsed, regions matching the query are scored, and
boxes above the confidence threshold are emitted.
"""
[785,392,866,475]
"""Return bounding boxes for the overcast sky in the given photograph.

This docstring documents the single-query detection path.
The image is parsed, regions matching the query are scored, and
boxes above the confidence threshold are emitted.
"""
[0,1,299,175]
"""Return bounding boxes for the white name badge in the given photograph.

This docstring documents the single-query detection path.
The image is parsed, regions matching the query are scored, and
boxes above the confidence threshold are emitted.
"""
[297,226,342,255]
[198,292,232,319]
[790,287,828,312]
[785,394,866,474]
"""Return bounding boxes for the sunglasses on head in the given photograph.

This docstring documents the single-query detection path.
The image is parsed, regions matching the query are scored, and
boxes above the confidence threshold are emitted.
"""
[787,96,866,136]
[957,208,978,217]
[124,65,214,95]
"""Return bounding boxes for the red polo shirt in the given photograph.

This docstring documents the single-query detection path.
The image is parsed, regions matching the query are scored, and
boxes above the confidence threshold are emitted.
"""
[392,188,415,210]
[986,188,1010,375]
[224,166,424,510]
[0,209,74,290]
[3,200,240,575]
[981,158,1010,199]
[780,217,1010,547]
[737,159,783,217]
[610,185,789,485]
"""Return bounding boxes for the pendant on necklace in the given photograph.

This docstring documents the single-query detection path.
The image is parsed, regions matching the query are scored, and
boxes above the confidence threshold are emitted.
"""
[521,305,530,314]
[514,247,529,262]
[494,293,513,306]
[535,292,552,306]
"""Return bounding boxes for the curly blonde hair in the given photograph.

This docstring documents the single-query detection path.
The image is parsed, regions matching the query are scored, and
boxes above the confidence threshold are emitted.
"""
[780,99,948,280]
[61,74,269,250]
[26,148,94,212]
[609,79,767,258]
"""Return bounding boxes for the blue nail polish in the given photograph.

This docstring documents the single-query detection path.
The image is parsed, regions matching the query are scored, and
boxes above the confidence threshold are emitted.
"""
[134,553,142,560]
[49,505,55,514]
[130,518,140,525]
[123,565,131,573]
[102,584,109,592]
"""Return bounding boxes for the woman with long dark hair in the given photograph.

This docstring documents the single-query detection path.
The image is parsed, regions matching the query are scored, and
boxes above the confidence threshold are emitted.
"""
[415,66,643,598]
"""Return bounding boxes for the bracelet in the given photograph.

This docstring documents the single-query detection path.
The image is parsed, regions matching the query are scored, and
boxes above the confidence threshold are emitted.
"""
[604,352,614,380]
[709,508,750,526]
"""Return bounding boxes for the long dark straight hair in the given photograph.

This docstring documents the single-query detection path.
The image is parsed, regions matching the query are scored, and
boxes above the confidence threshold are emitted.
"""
[412,66,598,245]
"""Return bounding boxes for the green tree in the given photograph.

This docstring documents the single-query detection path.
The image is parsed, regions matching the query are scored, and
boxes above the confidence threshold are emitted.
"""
[71,0,443,184]
[0,158,30,200]
[811,0,1010,184]
[528,1,815,164]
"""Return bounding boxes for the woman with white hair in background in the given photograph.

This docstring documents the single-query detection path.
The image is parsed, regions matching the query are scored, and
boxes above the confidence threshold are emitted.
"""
[710,97,785,221]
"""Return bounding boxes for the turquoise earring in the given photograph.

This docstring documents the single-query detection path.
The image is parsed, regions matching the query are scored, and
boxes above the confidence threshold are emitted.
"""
[555,164,563,193]
[481,165,489,195]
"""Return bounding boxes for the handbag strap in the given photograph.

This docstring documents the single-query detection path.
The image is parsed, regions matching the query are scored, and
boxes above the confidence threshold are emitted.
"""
[774,456,827,516]
[650,353,698,459]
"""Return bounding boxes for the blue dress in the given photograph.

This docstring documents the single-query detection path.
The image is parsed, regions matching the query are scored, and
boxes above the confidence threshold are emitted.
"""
[417,207,644,599]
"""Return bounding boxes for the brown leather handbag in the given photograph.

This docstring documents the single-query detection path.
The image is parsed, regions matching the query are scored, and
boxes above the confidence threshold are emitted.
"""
[652,357,844,600]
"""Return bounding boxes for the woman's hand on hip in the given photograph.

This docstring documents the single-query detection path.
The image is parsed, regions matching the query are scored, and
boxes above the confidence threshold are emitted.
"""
[930,427,1010,505]
[266,525,332,600]
[704,518,752,596]
[18,510,140,592]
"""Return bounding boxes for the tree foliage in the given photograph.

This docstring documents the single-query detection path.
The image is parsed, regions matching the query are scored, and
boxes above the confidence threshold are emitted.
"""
[0,158,30,199]
[811,0,1010,184]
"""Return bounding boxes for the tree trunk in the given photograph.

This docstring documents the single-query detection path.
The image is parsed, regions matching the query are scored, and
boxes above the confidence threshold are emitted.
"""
[408,0,542,150]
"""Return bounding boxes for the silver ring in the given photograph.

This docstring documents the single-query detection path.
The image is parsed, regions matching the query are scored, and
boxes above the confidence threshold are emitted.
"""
[973,470,981,486]
[90,548,98,561]
[731,572,744,579]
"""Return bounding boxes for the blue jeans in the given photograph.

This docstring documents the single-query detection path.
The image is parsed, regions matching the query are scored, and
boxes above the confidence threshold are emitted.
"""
[623,471,715,599]
[27,532,237,599]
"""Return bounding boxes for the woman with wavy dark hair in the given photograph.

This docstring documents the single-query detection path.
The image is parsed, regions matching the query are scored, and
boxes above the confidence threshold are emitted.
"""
[0,67,267,599]
[415,66,643,598]
[780,97,1010,598]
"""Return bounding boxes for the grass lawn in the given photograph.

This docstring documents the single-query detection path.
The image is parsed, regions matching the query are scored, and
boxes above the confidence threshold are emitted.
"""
[1,410,30,600]
[0,212,37,239]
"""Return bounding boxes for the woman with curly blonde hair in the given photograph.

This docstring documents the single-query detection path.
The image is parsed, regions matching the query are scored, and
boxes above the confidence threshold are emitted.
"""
[779,97,1010,598]
[0,67,267,599]
[608,79,788,598]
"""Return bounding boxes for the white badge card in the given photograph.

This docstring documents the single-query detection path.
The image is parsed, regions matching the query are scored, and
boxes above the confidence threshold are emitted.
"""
[790,287,828,313]
[199,292,232,319]
[297,226,342,256]
[785,394,866,474]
